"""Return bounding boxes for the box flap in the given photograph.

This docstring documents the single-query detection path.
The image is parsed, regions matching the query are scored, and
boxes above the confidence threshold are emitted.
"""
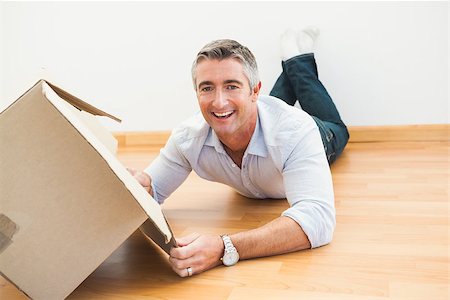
[45,80,122,123]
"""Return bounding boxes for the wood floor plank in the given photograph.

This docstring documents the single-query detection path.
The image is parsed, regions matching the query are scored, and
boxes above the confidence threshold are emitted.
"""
[1,141,448,299]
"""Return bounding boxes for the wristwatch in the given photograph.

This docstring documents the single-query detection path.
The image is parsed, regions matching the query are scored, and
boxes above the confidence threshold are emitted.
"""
[220,235,239,266]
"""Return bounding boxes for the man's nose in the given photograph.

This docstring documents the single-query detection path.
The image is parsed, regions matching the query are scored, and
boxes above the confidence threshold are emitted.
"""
[212,90,227,108]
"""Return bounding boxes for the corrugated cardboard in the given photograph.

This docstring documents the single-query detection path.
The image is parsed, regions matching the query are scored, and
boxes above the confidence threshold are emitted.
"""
[0,80,176,299]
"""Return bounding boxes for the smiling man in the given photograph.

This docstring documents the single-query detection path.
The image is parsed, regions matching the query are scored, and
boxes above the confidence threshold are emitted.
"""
[196,58,259,168]
[131,29,349,277]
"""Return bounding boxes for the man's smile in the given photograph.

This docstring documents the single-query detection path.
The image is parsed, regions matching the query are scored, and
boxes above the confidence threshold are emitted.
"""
[212,110,235,119]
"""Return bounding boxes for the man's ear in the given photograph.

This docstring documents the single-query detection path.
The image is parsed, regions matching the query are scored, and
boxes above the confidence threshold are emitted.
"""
[252,81,261,102]
[253,81,261,96]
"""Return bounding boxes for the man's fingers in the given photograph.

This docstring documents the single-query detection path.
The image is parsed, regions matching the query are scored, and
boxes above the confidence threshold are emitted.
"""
[135,173,150,187]
[176,232,201,247]
[170,242,195,260]
[170,264,194,278]
[126,169,151,192]
[169,233,201,277]
[169,232,201,259]
[169,255,196,270]
[126,168,137,176]
[169,256,201,278]
[168,234,224,278]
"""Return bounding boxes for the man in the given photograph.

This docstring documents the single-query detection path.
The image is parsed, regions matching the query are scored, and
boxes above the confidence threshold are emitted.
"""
[130,27,349,277]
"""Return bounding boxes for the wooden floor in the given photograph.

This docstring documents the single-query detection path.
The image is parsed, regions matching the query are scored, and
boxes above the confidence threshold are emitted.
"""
[1,141,449,299]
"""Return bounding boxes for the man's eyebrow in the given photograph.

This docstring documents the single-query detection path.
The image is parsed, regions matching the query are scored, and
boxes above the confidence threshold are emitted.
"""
[224,79,244,86]
[198,81,213,89]
[197,79,244,89]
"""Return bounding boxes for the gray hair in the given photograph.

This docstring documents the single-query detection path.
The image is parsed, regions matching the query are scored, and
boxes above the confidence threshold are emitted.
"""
[191,39,260,90]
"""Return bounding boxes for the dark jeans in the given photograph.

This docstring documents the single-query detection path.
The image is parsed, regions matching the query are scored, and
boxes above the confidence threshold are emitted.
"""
[270,53,349,165]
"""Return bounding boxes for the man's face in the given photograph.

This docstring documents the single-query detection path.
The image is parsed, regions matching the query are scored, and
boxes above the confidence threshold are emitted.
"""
[195,58,260,141]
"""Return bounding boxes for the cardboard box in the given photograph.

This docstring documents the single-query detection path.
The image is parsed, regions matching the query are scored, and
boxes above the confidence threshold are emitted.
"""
[0,80,176,299]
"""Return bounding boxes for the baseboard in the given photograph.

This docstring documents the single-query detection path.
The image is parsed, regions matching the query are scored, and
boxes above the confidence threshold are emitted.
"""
[114,131,170,149]
[348,124,449,143]
[113,124,449,148]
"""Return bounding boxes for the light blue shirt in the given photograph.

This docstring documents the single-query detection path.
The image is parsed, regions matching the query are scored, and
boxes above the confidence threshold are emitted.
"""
[145,95,335,248]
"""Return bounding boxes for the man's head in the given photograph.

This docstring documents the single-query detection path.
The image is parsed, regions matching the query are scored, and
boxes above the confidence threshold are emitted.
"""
[191,39,260,91]
[192,39,262,148]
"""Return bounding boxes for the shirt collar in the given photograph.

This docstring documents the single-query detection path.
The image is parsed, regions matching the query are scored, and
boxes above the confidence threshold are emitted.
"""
[246,115,268,157]
[204,128,226,154]
[204,114,268,158]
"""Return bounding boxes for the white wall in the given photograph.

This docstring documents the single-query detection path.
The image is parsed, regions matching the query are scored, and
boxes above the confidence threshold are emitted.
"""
[1,1,448,132]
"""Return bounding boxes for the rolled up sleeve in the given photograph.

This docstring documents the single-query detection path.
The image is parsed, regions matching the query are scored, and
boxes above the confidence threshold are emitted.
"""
[281,124,336,248]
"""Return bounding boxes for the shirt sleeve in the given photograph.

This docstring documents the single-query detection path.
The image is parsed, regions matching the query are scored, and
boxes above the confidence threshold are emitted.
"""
[281,122,336,248]
[144,130,192,204]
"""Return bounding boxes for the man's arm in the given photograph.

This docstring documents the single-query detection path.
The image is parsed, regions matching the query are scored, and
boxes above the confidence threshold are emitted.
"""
[169,216,310,277]
[169,120,334,277]
[231,216,311,258]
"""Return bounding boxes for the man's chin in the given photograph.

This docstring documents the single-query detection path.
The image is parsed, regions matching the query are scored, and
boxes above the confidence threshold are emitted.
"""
[209,118,233,129]
[211,126,234,138]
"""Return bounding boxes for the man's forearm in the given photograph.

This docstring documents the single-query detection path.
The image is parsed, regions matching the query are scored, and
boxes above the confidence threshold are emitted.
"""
[169,216,311,277]
[230,216,311,260]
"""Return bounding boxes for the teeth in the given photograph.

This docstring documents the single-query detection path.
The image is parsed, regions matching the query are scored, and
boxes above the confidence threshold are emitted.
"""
[214,111,233,117]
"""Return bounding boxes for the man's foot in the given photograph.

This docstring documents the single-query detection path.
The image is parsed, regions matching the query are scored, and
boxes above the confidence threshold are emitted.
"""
[296,26,320,55]
[280,29,300,61]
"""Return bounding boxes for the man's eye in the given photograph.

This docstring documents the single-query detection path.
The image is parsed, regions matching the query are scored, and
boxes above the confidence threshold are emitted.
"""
[201,86,212,92]
[226,85,238,90]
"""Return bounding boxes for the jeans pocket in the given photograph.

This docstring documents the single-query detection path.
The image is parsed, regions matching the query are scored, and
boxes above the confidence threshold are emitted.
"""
[313,117,336,164]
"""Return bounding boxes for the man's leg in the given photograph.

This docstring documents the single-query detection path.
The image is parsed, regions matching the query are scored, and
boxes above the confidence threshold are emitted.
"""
[280,53,346,126]
[270,28,349,164]
[270,72,297,106]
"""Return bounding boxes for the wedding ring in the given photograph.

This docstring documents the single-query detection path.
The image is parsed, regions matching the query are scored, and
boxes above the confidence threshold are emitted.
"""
[187,267,193,277]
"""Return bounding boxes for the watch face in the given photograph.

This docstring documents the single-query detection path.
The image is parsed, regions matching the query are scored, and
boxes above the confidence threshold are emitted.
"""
[223,251,239,266]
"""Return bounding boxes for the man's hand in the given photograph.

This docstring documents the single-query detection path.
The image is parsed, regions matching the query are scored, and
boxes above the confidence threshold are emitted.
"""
[127,168,152,194]
[169,233,224,277]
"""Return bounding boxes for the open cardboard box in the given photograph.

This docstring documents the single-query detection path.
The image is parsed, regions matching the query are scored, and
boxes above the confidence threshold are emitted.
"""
[0,80,176,299]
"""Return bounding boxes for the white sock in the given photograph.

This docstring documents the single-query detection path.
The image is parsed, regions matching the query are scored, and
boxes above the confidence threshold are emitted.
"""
[296,26,320,55]
[280,29,300,61]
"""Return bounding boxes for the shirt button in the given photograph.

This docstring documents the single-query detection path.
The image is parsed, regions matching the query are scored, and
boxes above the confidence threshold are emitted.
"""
[232,163,236,168]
